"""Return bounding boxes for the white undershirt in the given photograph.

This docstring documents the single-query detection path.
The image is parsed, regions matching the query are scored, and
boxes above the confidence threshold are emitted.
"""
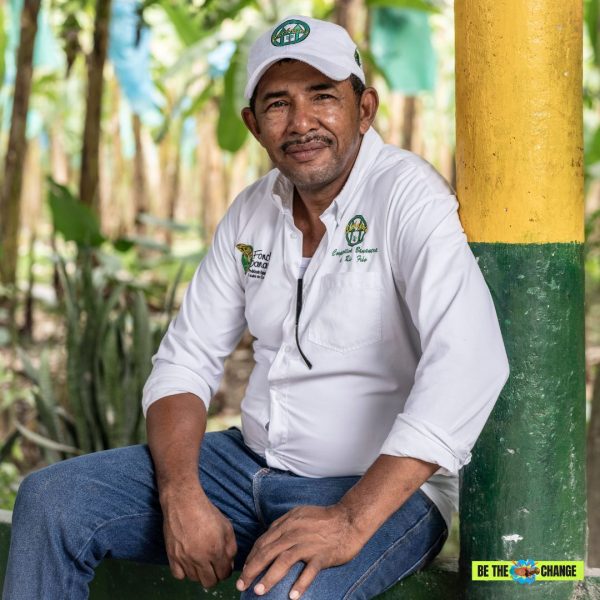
[298,256,311,279]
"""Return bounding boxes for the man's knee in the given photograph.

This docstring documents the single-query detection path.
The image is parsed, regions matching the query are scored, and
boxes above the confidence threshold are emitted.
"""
[13,461,81,529]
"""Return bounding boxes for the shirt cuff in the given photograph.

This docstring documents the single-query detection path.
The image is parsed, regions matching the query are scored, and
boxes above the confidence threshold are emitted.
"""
[379,413,472,476]
[142,364,212,417]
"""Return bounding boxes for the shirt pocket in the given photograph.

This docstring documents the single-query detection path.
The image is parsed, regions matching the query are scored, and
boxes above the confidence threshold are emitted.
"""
[308,271,383,353]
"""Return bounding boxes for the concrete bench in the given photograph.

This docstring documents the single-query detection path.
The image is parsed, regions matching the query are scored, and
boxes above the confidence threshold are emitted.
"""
[1,510,598,598]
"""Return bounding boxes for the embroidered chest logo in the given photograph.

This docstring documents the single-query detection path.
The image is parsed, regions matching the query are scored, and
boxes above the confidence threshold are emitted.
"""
[331,216,378,264]
[235,244,253,274]
[345,215,368,247]
[236,243,271,280]
[271,20,311,47]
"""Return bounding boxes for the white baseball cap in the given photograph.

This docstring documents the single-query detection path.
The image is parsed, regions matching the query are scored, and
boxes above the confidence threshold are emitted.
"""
[244,15,365,100]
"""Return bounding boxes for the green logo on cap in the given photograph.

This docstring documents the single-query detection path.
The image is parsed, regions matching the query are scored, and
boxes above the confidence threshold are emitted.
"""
[354,48,361,67]
[271,19,310,47]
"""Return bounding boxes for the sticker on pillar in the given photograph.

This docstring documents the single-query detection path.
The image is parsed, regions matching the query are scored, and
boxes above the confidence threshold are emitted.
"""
[510,559,539,584]
[472,560,584,582]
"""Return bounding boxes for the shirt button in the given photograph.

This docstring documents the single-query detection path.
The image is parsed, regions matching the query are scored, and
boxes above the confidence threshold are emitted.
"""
[290,233,298,239]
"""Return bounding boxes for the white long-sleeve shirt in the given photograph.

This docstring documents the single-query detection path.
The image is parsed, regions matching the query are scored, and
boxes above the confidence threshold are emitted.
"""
[142,128,510,531]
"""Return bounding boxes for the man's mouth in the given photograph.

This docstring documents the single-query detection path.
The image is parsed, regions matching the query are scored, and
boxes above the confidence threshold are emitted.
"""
[281,136,333,161]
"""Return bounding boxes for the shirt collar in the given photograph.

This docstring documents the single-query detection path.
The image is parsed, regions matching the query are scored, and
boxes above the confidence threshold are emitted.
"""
[271,127,385,224]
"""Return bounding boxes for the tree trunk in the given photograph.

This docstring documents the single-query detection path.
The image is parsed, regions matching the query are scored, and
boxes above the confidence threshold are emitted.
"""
[587,363,600,566]
[402,96,418,151]
[0,0,41,290]
[333,0,363,38]
[163,121,181,245]
[79,0,112,218]
[132,113,149,235]
[198,102,226,243]
[49,125,70,186]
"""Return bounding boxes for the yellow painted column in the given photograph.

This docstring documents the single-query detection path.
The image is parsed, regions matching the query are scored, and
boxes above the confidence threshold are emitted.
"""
[456,1,583,244]
[455,1,586,598]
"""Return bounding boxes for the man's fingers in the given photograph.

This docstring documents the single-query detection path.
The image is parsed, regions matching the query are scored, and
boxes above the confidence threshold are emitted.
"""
[192,560,219,588]
[243,529,284,571]
[168,558,186,580]
[225,526,238,560]
[248,548,302,596]
[213,554,234,581]
[288,560,322,599]
[238,540,286,591]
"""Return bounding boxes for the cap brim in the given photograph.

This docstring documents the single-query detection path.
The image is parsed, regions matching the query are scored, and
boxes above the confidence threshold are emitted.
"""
[244,52,356,100]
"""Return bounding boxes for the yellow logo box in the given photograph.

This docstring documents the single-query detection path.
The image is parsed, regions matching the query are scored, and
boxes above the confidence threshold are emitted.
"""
[472,561,584,581]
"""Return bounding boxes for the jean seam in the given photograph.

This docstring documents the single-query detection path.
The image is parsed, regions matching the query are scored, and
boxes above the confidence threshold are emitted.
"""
[394,526,448,580]
[65,511,161,599]
[252,467,270,528]
[342,504,440,600]
[72,511,161,564]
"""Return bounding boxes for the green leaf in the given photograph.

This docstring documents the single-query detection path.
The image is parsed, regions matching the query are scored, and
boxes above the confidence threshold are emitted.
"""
[0,3,6,89]
[113,238,135,253]
[360,48,394,89]
[365,0,441,13]
[586,0,600,67]
[16,347,39,385]
[119,235,170,253]
[136,212,192,232]
[586,126,600,167]
[13,420,83,456]
[217,44,249,153]
[183,80,216,119]
[156,0,201,47]
[47,177,106,248]
[312,0,335,20]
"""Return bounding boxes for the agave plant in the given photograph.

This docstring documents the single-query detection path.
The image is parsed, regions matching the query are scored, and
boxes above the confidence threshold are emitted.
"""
[18,248,185,460]
[13,177,188,461]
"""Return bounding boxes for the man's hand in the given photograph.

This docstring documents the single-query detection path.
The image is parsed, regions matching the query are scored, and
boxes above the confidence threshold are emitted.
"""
[235,503,364,598]
[161,483,237,587]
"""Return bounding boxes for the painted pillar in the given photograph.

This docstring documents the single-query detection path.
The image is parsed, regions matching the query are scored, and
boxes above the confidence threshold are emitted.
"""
[455,2,586,599]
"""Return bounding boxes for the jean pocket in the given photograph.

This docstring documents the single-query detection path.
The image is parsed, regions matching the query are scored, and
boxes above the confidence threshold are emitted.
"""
[308,271,382,353]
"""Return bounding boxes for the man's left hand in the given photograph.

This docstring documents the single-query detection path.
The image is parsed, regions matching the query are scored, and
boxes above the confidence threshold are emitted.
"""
[235,504,366,598]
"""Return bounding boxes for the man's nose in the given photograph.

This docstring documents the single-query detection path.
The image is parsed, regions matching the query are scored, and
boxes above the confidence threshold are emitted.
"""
[287,99,318,135]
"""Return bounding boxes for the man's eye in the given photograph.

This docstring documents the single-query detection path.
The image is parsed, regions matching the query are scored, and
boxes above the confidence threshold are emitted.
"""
[266,100,287,110]
[315,94,334,101]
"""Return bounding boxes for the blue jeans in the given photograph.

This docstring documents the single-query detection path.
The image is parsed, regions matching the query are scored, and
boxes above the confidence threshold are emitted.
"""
[2,427,447,600]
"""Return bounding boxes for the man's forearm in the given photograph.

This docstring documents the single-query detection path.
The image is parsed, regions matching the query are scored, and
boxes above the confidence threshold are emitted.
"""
[146,392,208,498]
[337,455,439,544]
[146,393,239,585]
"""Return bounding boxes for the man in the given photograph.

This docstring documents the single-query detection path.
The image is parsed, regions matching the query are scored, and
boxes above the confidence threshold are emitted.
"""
[3,15,509,600]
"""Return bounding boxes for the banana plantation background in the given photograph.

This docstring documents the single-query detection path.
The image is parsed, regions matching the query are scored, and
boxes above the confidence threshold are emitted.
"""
[0,0,599,565]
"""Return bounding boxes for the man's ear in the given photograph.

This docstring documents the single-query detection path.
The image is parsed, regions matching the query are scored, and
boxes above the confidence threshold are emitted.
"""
[241,107,262,142]
[358,88,379,135]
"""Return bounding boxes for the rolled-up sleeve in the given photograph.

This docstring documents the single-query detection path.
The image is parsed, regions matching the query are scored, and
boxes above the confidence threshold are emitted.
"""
[141,204,247,416]
[380,188,510,475]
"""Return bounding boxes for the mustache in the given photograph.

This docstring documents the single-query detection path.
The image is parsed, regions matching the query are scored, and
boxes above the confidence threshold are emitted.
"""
[280,135,333,153]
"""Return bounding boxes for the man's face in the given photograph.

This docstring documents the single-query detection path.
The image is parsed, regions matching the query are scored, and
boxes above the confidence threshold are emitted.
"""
[242,60,377,194]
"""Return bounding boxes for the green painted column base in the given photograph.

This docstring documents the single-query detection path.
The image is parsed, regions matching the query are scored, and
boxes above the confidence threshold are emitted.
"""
[460,243,587,599]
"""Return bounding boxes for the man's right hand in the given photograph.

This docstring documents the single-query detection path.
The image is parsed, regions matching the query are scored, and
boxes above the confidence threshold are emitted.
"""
[146,393,237,588]
[160,483,238,587]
